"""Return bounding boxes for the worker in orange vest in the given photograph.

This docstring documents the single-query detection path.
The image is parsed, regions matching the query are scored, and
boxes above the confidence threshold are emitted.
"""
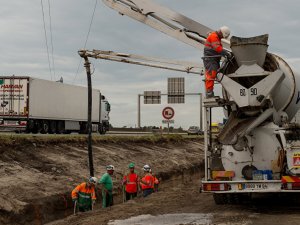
[203,26,232,98]
[140,165,154,197]
[122,162,139,201]
[71,177,97,213]
[150,169,160,192]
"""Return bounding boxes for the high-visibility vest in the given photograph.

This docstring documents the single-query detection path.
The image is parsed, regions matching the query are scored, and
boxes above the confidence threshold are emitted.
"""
[204,31,223,54]
[140,174,153,190]
[71,183,96,209]
[123,173,138,193]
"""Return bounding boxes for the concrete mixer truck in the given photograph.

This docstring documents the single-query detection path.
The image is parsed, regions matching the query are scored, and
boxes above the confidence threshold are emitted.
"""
[200,35,300,204]
[83,0,300,204]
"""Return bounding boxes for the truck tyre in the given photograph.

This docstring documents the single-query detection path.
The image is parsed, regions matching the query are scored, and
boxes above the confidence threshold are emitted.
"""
[99,126,106,135]
[213,193,227,205]
[49,121,56,134]
[26,120,35,133]
[79,123,88,134]
[32,120,42,134]
[56,121,65,134]
[40,120,49,134]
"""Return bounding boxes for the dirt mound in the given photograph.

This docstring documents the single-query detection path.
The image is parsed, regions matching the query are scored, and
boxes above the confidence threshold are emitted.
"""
[0,135,203,225]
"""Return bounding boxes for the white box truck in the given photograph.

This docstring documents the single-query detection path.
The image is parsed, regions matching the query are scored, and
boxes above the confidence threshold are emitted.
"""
[0,76,110,134]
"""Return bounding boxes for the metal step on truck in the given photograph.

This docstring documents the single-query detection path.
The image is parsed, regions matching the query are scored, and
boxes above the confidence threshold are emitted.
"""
[0,76,110,134]
[200,35,300,204]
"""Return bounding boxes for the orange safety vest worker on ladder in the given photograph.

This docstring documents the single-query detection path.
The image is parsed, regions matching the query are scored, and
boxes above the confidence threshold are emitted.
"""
[123,163,139,201]
[203,26,231,98]
[140,164,154,197]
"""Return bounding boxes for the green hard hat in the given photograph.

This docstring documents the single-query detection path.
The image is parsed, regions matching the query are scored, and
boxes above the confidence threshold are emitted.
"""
[128,163,135,168]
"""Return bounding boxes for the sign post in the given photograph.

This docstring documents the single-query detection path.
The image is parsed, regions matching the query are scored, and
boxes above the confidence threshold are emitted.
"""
[162,107,175,134]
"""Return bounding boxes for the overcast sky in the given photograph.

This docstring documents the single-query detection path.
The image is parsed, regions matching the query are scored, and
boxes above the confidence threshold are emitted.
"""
[1,0,300,129]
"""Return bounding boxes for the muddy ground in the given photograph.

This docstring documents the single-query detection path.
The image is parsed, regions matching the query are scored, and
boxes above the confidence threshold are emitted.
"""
[0,135,203,225]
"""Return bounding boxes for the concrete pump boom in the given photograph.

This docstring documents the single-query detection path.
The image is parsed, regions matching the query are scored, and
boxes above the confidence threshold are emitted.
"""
[102,0,230,50]
[79,49,204,75]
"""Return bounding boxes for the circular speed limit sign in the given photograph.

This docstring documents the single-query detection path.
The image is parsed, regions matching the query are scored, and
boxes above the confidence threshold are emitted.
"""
[162,107,175,120]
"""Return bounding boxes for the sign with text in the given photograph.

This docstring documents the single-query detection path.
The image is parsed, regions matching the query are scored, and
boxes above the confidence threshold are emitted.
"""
[162,119,174,124]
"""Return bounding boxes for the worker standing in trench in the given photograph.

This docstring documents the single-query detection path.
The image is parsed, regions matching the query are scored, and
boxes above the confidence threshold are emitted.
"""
[122,163,139,201]
[99,165,114,208]
[203,26,232,98]
[140,165,154,197]
[71,177,97,213]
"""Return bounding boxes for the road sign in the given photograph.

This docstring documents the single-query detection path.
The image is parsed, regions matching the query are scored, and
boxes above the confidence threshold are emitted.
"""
[162,107,175,120]
[144,91,161,104]
[162,119,174,124]
[168,77,185,104]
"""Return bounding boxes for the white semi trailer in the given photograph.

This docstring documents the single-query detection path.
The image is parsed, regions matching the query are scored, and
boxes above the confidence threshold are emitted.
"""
[0,76,110,134]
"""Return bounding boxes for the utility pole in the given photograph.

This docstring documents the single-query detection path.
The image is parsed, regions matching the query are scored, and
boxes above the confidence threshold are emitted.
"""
[138,94,141,129]
[79,50,94,177]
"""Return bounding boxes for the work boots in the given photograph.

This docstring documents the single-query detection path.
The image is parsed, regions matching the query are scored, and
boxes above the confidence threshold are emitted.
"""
[206,90,214,98]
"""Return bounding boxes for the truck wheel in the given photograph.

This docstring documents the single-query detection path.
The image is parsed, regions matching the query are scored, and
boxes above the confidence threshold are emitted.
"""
[99,126,106,135]
[56,121,65,134]
[49,121,56,134]
[32,121,42,134]
[26,120,35,133]
[213,193,228,205]
[40,120,49,134]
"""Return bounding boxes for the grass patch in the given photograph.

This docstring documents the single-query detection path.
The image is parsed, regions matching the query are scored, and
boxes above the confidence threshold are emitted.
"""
[0,134,202,147]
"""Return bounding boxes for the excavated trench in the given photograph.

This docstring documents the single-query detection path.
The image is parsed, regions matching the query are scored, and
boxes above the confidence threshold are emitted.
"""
[0,135,204,225]
[11,163,204,225]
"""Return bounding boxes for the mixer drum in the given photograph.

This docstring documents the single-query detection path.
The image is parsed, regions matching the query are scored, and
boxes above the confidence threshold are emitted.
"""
[223,35,299,121]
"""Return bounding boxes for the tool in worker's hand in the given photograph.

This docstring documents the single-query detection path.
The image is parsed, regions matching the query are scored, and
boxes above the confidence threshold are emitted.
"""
[73,200,77,215]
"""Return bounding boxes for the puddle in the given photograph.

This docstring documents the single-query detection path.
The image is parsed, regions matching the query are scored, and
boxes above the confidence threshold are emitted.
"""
[108,213,213,225]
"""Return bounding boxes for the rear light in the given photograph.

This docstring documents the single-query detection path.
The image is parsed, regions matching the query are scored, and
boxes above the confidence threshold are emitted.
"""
[203,183,230,191]
[283,182,300,190]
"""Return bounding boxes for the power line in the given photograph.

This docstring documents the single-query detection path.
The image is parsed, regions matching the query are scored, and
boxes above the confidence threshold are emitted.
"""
[73,0,98,84]
[40,0,52,80]
[48,0,56,80]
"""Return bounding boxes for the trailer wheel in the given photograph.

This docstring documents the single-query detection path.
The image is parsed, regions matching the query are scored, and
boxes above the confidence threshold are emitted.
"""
[99,126,106,135]
[213,193,228,205]
[40,120,49,134]
[49,121,56,134]
[32,120,42,134]
[26,120,35,133]
[56,121,65,134]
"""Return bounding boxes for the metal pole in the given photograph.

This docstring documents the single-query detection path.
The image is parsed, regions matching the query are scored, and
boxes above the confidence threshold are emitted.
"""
[200,93,203,131]
[138,94,141,128]
[82,54,94,177]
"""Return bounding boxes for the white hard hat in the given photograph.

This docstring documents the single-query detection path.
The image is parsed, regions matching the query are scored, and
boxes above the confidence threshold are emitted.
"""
[89,177,97,184]
[106,165,115,171]
[143,164,151,172]
[220,26,230,39]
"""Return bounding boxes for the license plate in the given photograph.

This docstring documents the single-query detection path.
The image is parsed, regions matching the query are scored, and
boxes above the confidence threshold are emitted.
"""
[244,183,268,190]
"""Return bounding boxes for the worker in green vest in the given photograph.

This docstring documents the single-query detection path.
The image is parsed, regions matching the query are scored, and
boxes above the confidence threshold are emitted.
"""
[99,165,114,208]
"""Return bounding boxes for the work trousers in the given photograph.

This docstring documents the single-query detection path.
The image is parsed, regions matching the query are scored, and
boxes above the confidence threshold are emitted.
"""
[142,188,153,197]
[203,57,220,92]
[125,192,137,201]
[102,191,113,208]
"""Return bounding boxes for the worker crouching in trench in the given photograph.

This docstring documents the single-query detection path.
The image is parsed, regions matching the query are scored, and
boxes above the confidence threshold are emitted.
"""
[71,177,97,213]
